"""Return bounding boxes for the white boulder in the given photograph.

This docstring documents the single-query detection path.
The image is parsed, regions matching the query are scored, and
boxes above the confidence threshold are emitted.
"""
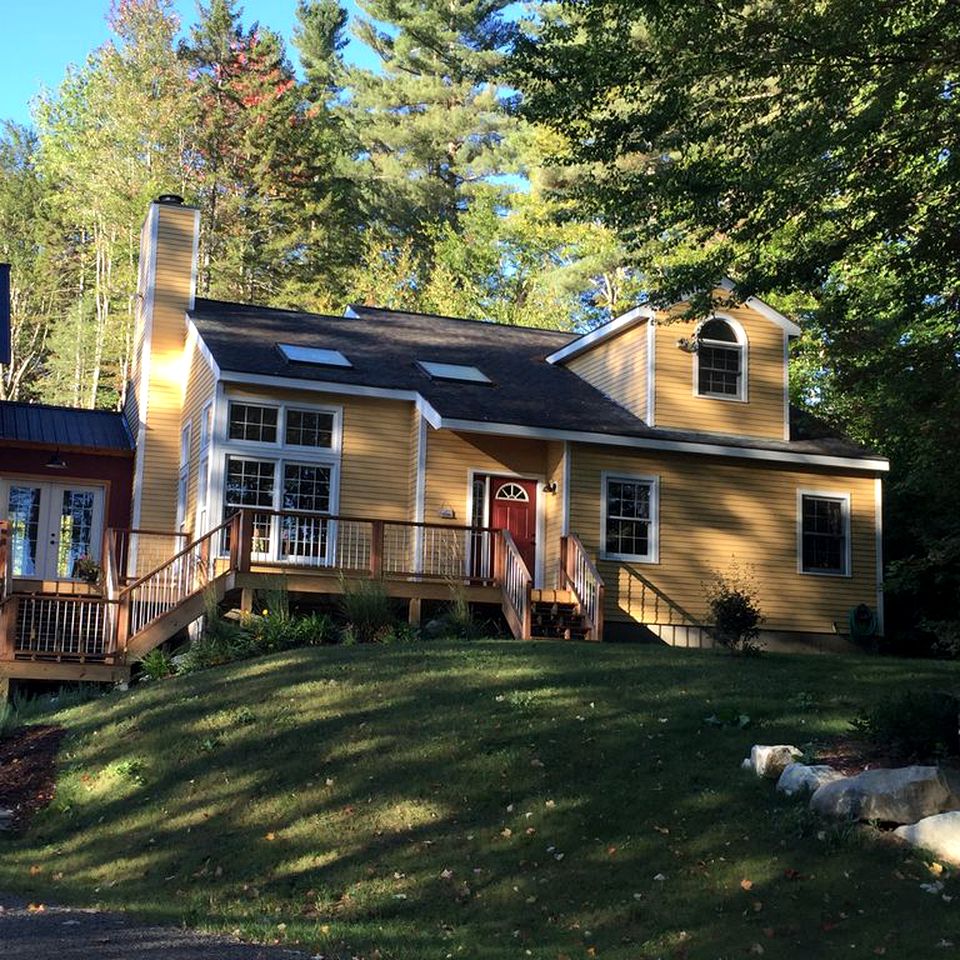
[744,745,803,779]
[776,763,844,797]
[810,765,959,824]
[894,812,960,865]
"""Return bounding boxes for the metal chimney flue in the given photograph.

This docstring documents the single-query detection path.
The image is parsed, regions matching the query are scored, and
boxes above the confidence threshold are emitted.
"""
[156,194,184,205]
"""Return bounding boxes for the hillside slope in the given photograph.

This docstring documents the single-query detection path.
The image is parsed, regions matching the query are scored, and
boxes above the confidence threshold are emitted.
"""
[2,642,959,959]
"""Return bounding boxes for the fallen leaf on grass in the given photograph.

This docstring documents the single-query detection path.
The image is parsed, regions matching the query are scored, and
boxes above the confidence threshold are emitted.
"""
[27,904,45,913]
[654,825,670,835]
[264,832,276,841]
[740,878,753,891]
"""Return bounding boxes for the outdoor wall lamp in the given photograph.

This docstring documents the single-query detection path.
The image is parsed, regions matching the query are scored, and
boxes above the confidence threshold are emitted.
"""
[542,481,558,494]
[45,449,68,470]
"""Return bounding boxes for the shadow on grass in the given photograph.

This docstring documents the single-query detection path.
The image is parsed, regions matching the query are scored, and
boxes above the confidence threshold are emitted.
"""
[2,642,959,959]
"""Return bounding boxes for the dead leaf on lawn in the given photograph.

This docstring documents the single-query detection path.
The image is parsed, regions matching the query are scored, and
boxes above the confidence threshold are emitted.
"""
[740,878,753,891]
[29,865,42,876]
[27,904,45,913]
[264,832,277,841]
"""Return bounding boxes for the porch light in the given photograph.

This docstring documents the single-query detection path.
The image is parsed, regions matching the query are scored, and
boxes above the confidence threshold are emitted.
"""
[542,481,558,494]
[45,449,68,470]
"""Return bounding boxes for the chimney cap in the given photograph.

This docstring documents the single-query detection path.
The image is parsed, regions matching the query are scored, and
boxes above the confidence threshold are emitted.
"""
[156,194,184,206]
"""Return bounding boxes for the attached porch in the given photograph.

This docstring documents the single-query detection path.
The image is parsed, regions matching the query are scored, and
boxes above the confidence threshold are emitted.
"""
[0,509,609,686]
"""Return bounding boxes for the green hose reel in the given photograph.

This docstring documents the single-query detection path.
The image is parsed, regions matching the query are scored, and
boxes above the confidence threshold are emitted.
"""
[848,603,878,639]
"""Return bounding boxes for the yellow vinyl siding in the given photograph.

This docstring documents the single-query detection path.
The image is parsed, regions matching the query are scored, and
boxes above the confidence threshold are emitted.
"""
[543,442,566,585]
[566,320,649,419]
[135,203,198,534]
[653,297,786,440]
[181,336,216,539]
[569,444,879,634]
[224,387,415,521]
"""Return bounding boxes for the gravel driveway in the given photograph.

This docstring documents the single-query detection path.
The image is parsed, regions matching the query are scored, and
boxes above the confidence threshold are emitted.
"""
[0,893,317,959]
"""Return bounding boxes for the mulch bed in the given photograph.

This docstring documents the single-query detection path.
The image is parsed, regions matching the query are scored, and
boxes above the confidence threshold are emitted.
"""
[0,725,66,831]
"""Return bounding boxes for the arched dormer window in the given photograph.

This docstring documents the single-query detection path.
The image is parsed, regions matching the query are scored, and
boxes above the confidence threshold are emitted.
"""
[696,317,746,401]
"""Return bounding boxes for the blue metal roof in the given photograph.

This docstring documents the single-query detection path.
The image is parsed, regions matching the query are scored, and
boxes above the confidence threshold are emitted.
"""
[0,401,133,451]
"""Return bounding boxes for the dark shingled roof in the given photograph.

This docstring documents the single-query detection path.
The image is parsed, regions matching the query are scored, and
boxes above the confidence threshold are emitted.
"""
[0,401,133,451]
[189,298,885,462]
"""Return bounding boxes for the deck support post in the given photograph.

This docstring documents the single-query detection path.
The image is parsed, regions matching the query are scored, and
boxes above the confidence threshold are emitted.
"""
[0,675,10,705]
[237,511,253,574]
[1,596,18,661]
[240,588,255,614]
[370,520,384,579]
[408,597,422,626]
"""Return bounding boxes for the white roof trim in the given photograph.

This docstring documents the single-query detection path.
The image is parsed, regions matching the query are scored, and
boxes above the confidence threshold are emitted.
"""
[212,368,886,473]
[434,416,889,473]
[546,305,656,365]
[717,278,802,336]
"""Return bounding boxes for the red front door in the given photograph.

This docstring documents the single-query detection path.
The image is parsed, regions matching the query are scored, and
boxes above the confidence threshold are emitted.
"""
[490,477,538,575]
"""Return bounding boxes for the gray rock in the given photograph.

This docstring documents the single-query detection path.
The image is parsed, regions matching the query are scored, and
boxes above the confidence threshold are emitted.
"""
[810,765,960,823]
[0,808,14,831]
[894,812,960,865]
[777,763,844,797]
[746,744,803,779]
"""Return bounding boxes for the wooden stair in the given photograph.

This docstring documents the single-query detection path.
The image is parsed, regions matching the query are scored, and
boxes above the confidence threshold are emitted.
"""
[529,589,589,641]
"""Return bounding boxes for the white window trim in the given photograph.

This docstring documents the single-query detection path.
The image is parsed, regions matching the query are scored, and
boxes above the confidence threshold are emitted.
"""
[797,488,852,578]
[224,397,343,455]
[692,314,749,403]
[600,471,660,564]
[199,400,213,452]
[216,393,344,559]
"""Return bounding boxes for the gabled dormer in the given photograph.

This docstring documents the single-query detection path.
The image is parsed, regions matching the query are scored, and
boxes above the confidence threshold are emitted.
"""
[548,284,801,442]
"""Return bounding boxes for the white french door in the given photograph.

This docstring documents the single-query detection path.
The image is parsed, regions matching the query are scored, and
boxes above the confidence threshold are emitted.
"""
[4,481,105,581]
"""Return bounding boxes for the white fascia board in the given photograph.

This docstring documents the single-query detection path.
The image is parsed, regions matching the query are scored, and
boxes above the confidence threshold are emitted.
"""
[718,278,802,337]
[546,305,656,365]
[186,316,222,381]
[435,416,890,473]
[216,368,444,427]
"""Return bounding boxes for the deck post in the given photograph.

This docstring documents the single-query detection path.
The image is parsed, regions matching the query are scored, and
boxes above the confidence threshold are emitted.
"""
[408,596,422,626]
[1,596,18,660]
[0,675,9,705]
[115,593,131,661]
[370,520,384,579]
[237,511,253,574]
[240,588,255,614]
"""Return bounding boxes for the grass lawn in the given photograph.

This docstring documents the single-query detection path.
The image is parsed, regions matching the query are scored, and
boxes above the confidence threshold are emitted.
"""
[3,641,960,959]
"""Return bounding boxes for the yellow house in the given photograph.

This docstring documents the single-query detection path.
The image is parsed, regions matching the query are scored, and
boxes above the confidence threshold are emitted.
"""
[0,195,890,683]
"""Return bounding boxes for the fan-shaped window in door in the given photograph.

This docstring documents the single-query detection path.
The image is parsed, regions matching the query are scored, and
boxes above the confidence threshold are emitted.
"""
[495,482,529,502]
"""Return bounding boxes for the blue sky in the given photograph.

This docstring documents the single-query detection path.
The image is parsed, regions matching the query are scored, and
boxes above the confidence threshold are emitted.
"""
[0,0,380,127]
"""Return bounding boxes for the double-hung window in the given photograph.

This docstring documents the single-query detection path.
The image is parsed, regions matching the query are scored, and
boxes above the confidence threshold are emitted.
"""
[176,422,191,534]
[602,474,659,562]
[799,492,850,576]
[220,399,340,563]
[696,318,745,400]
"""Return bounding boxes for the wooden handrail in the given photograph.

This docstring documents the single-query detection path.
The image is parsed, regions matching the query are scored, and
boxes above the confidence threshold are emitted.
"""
[243,508,500,536]
[498,530,533,640]
[560,533,605,642]
[108,527,189,539]
[118,515,238,599]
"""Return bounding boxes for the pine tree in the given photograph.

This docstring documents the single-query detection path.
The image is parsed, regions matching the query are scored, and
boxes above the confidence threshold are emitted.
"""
[345,0,516,245]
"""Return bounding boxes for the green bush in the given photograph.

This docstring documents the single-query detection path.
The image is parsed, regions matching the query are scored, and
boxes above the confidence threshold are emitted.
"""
[852,690,960,760]
[339,576,397,643]
[139,648,176,681]
[440,583,485,639]
[704,565,764,655]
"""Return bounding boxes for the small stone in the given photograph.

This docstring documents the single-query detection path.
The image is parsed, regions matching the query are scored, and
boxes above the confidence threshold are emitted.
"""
[747,745,803,779]
[777,763,845,797]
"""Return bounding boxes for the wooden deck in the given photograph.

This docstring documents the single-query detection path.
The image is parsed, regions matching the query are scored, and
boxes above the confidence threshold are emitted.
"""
[0,512,609,689]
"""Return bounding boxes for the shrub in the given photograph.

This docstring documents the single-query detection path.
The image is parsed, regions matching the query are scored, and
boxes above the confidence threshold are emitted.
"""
[139,648,176,681]
[439,583,485,639]
[178,590,253,673]
[852,690,960,760]
[704,564,764,655]
[339,576,397,643]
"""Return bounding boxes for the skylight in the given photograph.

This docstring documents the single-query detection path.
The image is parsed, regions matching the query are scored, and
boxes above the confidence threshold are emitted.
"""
[278,343,352,368]
[417,360,491,383]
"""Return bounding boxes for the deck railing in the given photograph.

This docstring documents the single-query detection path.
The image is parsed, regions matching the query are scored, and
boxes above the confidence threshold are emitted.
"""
[560,534,605,641]
[496,530,532,640]
[105,528,189,584]
[625,567,712,648]
[10,594,115,659]
[116,514,239,649]
[234,509,499,582]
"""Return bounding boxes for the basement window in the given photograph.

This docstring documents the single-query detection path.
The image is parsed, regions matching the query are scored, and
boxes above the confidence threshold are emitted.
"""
[278,343,352,367]
[417,360,491,383]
